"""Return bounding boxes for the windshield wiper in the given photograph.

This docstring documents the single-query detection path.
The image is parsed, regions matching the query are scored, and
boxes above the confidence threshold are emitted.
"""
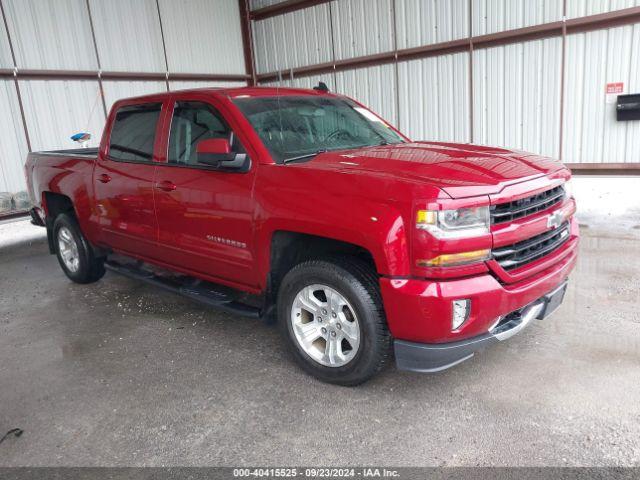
[283,149,327,164]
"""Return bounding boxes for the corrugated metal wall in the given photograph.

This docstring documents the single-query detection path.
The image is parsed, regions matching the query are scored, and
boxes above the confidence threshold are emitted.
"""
[3,0,98,70]
[252,0,640,167]
[158,0,245,75]
[398,52,470,142]
[249,0,281,10]
[396,0,469,48]
[336,63,397,124]
[566,0,640,18]
[0,0,247,215]
[89,0,166,73]
[19,80,107,152]
[473,37,562,158]
[0,79,28,195]
[472,0,562,35]
[252,3,333,74]
[563,24,640,164]
[0,4,12,68]
[331,0,395,60]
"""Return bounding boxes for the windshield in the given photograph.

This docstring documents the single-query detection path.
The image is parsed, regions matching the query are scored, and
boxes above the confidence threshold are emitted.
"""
[233,95,406,163]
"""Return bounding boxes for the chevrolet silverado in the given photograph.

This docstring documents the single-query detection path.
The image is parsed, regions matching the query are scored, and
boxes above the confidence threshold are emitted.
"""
[25,86,578,385]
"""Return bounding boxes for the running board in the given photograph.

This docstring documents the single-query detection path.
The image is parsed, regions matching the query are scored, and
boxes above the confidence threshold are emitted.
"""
[104,260,261,319]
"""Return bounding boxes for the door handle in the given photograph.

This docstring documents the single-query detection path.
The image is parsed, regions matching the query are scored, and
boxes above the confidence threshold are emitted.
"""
[156,180,177,192]
[97,173,111,183]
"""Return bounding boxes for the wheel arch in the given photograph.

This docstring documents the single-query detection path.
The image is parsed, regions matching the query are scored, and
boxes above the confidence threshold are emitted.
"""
[262,230,378,322]
[42,192,76,254]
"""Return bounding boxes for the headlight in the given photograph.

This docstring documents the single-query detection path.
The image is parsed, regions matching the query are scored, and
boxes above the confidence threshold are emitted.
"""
[416,206,490,239]
[564,179,573,199]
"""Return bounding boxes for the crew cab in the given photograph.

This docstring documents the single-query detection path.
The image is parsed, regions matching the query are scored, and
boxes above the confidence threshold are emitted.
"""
[25,86,578,385]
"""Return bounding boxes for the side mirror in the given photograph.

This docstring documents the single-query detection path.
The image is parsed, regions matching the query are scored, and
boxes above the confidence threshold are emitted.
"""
[196,139,251,172]
[197,139,233,164]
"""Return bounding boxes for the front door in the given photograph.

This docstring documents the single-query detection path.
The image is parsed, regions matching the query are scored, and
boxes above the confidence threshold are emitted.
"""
[93,102,162,259]
[153,100,258,289]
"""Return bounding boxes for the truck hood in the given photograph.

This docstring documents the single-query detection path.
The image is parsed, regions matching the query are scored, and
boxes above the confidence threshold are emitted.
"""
[299,141,565,198]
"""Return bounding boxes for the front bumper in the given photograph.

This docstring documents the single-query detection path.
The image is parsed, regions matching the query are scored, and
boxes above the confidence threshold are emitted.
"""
[394,281,568,372]
[379,232,577,344]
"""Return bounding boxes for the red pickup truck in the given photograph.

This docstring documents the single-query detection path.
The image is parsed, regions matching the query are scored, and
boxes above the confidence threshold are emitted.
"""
[25,86,578,385]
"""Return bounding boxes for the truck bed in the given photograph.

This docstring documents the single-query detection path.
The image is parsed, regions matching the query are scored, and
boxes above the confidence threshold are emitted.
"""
[31,147,99,159]
[25,148,99,225]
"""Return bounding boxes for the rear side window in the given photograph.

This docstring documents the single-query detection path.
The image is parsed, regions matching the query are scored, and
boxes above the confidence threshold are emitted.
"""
[109,103,162,162]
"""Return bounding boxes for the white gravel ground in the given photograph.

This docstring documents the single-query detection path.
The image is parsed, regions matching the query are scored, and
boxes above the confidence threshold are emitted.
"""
[0,218,47,250]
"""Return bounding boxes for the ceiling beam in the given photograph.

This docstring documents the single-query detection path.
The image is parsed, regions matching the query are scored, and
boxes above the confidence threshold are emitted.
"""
[250,0,332,21]
[0,69,250,82]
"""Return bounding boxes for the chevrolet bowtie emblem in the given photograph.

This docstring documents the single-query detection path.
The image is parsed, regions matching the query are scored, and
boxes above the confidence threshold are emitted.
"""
[547,211,564,229]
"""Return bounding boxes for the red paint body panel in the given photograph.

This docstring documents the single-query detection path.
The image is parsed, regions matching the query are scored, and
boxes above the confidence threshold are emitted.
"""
[25,86,579,345]
[380,222,578,343]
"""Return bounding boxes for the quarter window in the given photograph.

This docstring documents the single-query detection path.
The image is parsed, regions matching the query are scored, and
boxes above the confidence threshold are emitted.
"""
[109,103,161,162]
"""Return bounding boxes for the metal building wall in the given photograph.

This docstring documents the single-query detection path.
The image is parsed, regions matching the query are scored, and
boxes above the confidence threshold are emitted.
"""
[566,0,640,18]
[563,24,640,164]
[0,79,28,197]
[0,4,11,67]
[3,0,98,70]
[250,0,282,9]
[398,52,470,143]
[250,0,640,170]
[262,75,337,90]
[0,0,248,216]
[89,0,166,73]
[252,3,333,74]
[473,37,563,158]
[331,0,394,60]
[336,64,397,125]
[18,80,107,152]
[472,0,563,35]
[158,0,245,75]
[396,0,469,48]
[169,80,249,91]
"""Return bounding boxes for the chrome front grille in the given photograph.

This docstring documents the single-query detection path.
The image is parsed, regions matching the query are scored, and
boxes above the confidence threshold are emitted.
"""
[490,185,565,224]
[492,222,571,271]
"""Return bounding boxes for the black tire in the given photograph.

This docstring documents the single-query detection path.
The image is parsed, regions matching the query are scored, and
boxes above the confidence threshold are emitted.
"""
[277,257,391,386]
[53,213,105,284]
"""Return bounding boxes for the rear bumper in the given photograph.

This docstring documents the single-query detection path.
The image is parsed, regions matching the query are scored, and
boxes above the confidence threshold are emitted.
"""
[394,281,567,372]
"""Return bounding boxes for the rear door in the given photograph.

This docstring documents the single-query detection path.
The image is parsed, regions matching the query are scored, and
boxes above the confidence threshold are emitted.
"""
[152,97,259,289]
[93,102,164,259]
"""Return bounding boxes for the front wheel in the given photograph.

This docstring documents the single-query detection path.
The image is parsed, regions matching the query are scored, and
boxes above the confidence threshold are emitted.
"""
[277,257,391,386]
[53,213,105,284]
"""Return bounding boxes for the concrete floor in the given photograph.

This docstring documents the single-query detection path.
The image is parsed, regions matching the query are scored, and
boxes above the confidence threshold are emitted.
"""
[0,219,639,467]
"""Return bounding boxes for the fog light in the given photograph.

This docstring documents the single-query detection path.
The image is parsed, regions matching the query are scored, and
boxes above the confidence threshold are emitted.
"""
[452,299,471,330]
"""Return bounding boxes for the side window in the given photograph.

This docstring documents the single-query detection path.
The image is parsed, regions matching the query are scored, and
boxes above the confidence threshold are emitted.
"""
[168,101,241,166]
[109,103,162,162]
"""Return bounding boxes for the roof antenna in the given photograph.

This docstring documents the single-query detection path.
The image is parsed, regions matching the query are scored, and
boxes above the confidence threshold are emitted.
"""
[313,81,329,93]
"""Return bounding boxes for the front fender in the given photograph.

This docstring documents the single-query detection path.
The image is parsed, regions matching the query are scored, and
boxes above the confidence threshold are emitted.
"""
[254,200,411,289]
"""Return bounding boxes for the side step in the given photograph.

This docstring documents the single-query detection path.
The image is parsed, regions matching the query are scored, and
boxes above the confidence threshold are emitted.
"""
[104,260,261,319]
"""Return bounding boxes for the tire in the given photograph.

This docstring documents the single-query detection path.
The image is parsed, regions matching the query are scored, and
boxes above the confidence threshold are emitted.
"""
[53,213,105,284]
[277,257,391,386]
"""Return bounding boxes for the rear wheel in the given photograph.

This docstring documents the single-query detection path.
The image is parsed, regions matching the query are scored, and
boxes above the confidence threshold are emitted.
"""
[53,213,105,284]
[278,257,391,386]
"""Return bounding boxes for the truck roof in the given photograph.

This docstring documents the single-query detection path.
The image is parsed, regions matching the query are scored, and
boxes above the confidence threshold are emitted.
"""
[122,86,339,104]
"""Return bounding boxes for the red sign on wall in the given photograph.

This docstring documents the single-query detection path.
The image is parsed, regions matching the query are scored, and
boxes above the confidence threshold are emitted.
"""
[606,82,624,94]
